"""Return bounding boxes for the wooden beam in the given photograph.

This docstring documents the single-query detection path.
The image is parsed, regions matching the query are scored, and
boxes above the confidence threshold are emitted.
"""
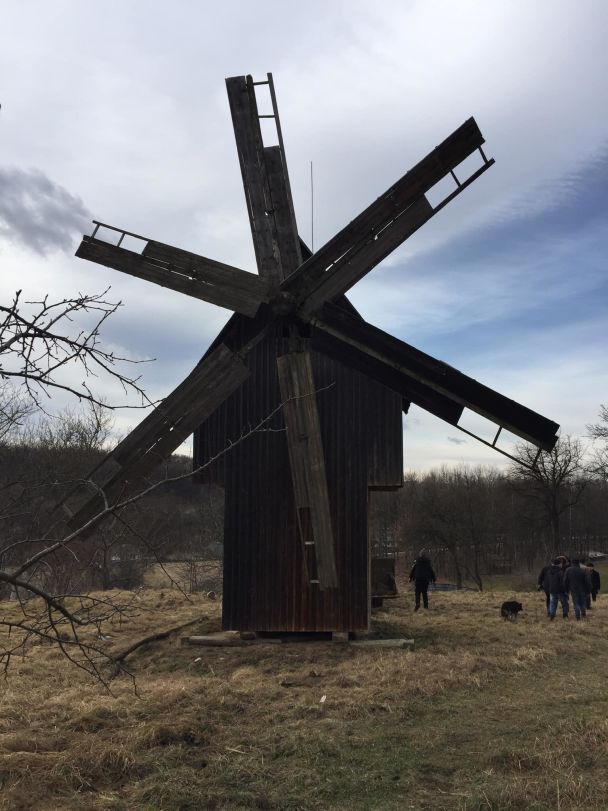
[226,75,281,282]
[350,638,414,649]
[226,76,302,283]
[276,350,338,589]
[77,236,269,317]
[283,118,490,303]
[311,326,464,425]
[313,303,560,450]
[300,196,433,316]
[142,241,270,297]
[63,343,252,528]
[264,145,302,277]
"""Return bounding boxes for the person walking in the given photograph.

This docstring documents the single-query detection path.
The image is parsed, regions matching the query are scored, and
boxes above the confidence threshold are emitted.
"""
[545,558,569,620]
[563,559,590,620]
[587,562,601,603]
[537,561,552,616]
[580,561,594,610]
[409,552,436,611]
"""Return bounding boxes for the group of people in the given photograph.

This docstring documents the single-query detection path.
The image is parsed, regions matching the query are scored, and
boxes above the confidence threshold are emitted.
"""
[407,551,602,619]
[537,557,601,620]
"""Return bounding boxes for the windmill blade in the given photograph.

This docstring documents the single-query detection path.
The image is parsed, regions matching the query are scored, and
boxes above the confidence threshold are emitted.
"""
[276,350,338,589]
[300,235,420,420]
[61,337,263,530]
[312,303,559,452]
[76,227,270,318]
[283,118,494,314]
[226,74,302,283]
[312,326,464,426]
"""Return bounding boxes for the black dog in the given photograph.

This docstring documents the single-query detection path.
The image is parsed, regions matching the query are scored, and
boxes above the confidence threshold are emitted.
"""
[500,600,523,620]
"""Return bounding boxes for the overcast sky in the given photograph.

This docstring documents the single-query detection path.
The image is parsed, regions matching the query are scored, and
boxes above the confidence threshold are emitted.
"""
[1,0,607,471]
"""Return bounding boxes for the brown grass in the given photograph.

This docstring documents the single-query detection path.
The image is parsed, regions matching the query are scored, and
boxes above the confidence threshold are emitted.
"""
[1,582,607,810]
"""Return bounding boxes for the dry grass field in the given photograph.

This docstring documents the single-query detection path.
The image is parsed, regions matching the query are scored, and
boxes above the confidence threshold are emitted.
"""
[1,577,607,811]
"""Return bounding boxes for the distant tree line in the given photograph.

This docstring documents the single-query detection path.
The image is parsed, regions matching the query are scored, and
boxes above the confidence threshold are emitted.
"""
[370,421,608,590]
[4,394,608,598]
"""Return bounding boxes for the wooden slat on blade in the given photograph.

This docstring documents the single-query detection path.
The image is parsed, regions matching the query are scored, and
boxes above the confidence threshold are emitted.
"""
[142,241,270,299]
[314,304,560,450]
[283,118,486,299]
[64,344,251,529]
[264,146,302,278]
[77,237,266,317]
[300,197,433,316]
[277,351,338,589]
[226,75,281,282]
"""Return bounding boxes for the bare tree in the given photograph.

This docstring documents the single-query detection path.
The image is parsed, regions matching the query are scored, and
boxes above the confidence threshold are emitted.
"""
[0,388,297,684]
[509,436,588,557]
[0,288,153,412]
[587,404,608,480]
[0,380,34,441]
[30,400,113,452]
[0,286,158,683]
[412,468,465,589]
[408,466,507,591]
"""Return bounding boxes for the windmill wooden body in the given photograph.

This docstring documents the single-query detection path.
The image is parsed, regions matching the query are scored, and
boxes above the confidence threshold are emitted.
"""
[65,73,559,633]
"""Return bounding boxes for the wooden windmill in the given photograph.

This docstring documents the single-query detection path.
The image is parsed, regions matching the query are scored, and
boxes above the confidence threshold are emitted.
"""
[64,73,559,633]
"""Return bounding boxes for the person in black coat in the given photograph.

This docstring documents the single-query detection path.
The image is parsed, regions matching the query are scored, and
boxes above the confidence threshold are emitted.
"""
[563,559,590,620]
[409,553,436,611]
[587,562,601,602]
[545,558,570,620]
[537,562,552,615]
[580,561,594,610]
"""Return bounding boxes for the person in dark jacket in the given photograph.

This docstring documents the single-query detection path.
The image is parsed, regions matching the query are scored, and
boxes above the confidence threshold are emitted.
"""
[587,562,601,602]
[409,552,436,611]
[563,559,590,620]
[580,561,594,609]
[537,562,552,615]
[545,558,569,620]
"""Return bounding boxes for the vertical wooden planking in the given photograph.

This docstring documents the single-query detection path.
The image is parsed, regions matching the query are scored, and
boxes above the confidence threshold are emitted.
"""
[195,305,405,631]
[367,381,404,490]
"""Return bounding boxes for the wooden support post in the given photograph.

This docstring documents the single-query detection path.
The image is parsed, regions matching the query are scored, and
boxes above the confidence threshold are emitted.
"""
[276,350,339,589]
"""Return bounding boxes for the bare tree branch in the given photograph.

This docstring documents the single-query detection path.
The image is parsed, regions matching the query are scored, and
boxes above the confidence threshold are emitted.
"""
[0,289,156,412]
[0,383,332,684]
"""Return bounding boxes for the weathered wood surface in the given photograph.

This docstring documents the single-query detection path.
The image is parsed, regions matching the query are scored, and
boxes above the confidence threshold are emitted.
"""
[226,75,282,283]
[183,635,282,647]
[300,196,433,316]
[276,350,338,590]
[264,145,302,277]
[227,76,302,284]
[282,117,488,301]
[141,241,266,296]
[371,558,398,597]
[313,303,560,450]
[63,344,251,527]
[77,236,268,317]
[350,638,414,649]
[312,325,464,426]
[195,297,403,632]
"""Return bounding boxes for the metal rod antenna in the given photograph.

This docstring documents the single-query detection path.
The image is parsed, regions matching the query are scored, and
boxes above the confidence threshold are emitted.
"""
[311,161,314,252]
